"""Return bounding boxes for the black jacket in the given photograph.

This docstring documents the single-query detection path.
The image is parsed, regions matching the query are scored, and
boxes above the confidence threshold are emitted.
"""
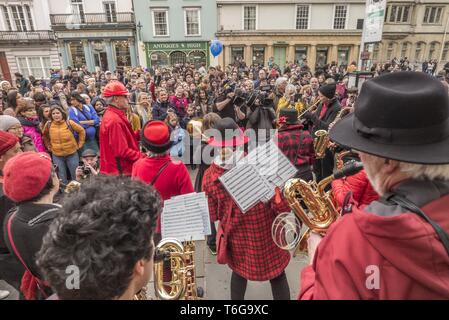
[0,182,14,254]
[152,100,177,121]
[309,98,341,135]
[3,202,60,279]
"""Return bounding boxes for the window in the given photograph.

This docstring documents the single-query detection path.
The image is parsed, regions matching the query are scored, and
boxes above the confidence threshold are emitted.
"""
[252,47,265,66]
[357,19,364,30]
[71,0,85,24]
[423,7,443,24]
[401,43,408,58]
[415,43,423,61]
[104,2,117,23]
[231,47,244,64]
[184,8,200,36]
[295,46,308,65]
[243,6,256,30]
[372,43,380,61]
[316,47,329,69]
[24,5,34,31]
[150,52,169,68]
[296,5,309,30]
[69,41,86,69]
[1,5,12,31]
[10,5,27,31]
[333,5,347,29]
[388,5,411,23]
[387,43,394,60]
[443,43,449,61]
[152,10,169,36]
[338,46,350,67]
[115,41,131,67]
[428,43,437,60]
[17,56,51,79]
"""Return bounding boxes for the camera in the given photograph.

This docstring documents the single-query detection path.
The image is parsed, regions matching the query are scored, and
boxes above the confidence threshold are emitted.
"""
[79,161,91,177]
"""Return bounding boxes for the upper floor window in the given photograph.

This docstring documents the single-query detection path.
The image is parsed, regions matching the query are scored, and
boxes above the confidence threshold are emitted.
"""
[104,1,117,23]
[71,0,85,24]
[1,4,34,31]
[333,5,347,29]
[243,6,256,30]
[388,5,411,23]
[152,10,169,36]
[1,5,12,31]
[296,5,310,30]
[184,8,200,36]
[423,6,443,24]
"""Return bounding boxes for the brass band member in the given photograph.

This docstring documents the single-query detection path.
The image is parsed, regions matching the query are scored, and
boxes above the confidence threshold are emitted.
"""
[37,175,161,300]
[202,118,291,300]
[303,83,341,181]
[300,72,449,300]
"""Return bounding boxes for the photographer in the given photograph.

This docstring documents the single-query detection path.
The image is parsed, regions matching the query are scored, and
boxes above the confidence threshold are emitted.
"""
[213,81,238,122]
[75,149,99,182]
[246,85,277,142]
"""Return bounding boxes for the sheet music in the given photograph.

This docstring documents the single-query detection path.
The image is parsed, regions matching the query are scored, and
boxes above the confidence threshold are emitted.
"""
[219,164,272,213]
[219,140,298,212]
[161,192,211,242]
[243,140,298,189]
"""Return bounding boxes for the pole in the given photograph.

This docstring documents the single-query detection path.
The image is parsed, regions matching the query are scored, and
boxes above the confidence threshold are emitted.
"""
[438,12,449,71]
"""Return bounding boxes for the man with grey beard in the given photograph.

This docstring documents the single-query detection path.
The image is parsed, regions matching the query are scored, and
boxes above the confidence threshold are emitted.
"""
[299,71,449,300]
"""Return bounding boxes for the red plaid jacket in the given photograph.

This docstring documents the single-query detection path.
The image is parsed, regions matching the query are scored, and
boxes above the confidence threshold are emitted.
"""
[275,124,315,167]
[202,163,291,281]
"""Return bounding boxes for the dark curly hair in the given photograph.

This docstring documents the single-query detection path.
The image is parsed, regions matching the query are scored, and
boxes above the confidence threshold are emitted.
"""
[37,175,162,300]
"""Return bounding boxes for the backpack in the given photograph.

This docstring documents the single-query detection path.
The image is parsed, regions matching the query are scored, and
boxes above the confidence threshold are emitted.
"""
[47,120,78,142]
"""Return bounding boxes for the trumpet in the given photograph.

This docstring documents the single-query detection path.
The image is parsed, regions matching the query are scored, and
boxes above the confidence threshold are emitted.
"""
[298,98,322,120]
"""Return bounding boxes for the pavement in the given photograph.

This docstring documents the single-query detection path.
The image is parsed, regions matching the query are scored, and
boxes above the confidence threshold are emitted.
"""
[0,167,309,300]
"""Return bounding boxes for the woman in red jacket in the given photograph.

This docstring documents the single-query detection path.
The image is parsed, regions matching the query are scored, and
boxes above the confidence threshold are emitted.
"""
[332,167,379,209]
[202,118,291,300]
[132,120,193,243]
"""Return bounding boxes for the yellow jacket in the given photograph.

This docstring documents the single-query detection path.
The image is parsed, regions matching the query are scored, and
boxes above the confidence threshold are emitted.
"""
[276,97,306,117]
[43,120,86,156]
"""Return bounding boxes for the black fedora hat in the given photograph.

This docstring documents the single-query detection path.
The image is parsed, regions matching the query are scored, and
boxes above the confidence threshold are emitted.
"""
[330,72,449,164]
[279,108,299,125]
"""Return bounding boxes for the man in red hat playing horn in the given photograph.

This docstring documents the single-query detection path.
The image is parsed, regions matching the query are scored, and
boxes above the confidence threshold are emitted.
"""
[100,81,142,176]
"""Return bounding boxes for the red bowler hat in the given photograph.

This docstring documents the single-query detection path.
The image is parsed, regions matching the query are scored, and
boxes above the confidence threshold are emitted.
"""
[207,118,250,147]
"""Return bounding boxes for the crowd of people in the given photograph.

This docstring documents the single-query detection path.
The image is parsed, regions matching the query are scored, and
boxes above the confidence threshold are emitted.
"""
[0,55,448,301]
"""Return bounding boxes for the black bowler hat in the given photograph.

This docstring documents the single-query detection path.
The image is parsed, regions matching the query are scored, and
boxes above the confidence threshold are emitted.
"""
[330,72,449,164]
[279,108,299,125]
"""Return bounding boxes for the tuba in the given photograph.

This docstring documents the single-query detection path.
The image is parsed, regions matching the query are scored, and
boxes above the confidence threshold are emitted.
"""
[313,130,330,160]
[153,238,198,300]
[283,162,364,255]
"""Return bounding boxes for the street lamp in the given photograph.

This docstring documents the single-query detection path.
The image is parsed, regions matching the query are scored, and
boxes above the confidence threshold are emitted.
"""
[136,21,143,42]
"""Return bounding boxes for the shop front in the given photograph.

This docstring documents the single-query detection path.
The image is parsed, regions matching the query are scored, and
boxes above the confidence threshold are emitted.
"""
[146,42,209,69]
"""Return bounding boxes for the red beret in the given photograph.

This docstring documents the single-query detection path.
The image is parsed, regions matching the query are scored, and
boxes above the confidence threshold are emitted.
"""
[140,120,173,154]
[3,152,53,203]
[0,131,19,156]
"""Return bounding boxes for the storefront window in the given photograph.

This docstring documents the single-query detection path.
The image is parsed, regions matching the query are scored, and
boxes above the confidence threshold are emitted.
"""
[337,46,350,68]
[252,47,265,66]
[170,51,187,65]
[295,46,307,65]
[231,47,244,65]
[115,41,131,68]
[315,47,328,70]
[69,41,86,69]
[188,51,206,68]
[150,51,169,68]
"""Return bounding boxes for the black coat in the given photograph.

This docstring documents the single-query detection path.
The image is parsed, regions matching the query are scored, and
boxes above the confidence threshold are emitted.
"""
[4,203,60,279]
[309,99,341,135]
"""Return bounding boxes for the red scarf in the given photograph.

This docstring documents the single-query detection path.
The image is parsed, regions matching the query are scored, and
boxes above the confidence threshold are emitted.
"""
[319,102,329,119]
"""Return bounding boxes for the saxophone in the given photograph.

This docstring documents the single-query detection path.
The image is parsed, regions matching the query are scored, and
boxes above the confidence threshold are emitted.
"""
[153,239,198,300]
[283,162,364,255]
[313,130,330,160]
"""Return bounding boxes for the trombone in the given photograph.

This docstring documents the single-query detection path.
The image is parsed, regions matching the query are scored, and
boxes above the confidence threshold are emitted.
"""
[298,98,322,120]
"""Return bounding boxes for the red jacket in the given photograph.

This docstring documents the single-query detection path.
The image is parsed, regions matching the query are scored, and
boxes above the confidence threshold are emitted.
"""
[99,106,141,176]
[331,169,379,209]
[299,182,449,300]
[132,155,194,233]
[202,163,291,281]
